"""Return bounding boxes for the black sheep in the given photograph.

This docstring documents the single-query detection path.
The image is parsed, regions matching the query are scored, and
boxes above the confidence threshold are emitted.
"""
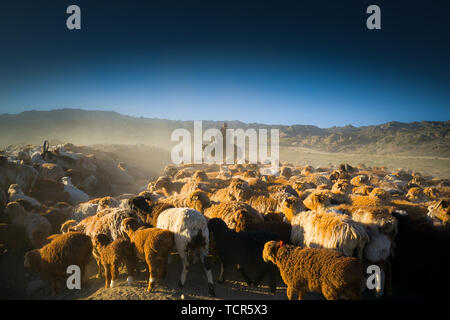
[207,217,280,293]
[390,211,450,299]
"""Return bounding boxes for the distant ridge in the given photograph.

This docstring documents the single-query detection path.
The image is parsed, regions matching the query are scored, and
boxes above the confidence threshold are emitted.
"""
[0,108,449,157]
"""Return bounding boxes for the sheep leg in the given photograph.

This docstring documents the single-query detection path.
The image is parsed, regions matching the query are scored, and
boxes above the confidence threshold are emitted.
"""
[322,285,339,300]
[95,257,103,279]
[286,286,295,300]
[52,279,57,296]
[237,265,253,286]
[104,264,111,289]
[199,253,215,297]
[218,262,226,283]
[146,254,156,291]
[178,252,189,287]
[110,262,119,288]
[125,257,136,285]
[252,270,267,288]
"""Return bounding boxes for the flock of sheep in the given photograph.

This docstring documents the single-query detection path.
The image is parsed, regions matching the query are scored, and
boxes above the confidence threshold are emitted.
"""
[1,141,449,300]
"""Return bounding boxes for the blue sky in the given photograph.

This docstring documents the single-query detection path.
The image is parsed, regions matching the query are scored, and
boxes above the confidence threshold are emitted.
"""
[1,0,449,127]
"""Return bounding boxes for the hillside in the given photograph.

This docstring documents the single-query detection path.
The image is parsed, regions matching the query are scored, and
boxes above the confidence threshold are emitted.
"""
[0,109,449,157]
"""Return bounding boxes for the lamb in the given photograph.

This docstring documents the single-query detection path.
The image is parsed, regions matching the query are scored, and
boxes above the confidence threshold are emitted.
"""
[262,240,364,300]
[23,232,93,296]
[234,210,292,244]
[61,177,89,204]
[207,218,280,293]
[5,202,52,248]
[121,218,174,291]
[92,233,137,288]
[155,207,215,296]
[63,207,140,277]
[290,210,369,259]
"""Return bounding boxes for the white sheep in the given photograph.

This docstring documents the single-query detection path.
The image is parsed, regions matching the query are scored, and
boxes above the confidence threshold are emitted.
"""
[71,202,99,221]
[156,207,215,296]
[61,176,89,204]
[290,210,369,259]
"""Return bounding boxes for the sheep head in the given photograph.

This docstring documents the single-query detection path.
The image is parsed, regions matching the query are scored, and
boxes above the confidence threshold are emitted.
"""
[193,170,208,182]
[93,233,111,248]
[5,201,28,225]
[121,217,141,236]
[262,240,282,264]
[24,249,41,269]
[282,196,302,222]
[233,209,251,232]
[60,219,78,233]
[187,190,210,213]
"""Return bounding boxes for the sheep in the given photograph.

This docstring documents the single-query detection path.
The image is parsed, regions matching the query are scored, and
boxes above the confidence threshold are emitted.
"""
[61,177,89,204]
[128,195,174,225]
[281,196,305,222]
[303,190,347,211]
[335,205,398,296]
[153,176,185,196]
[203,201,264,230]
[39,203,73,234]
[234,210,291,244]
[5,202,52,248]
[92,233,137,288]
[72,202,99,222]
[60,219,78,233]
[290,210,369,259]
[121,218,174,291]
[0,223,32,255]
[0,188,6,222]
[390,211,450,298]
[426,199,449,229]
[29,178,70,205]
[24,232,93,296]
[262,241,364,300]
[65,207,140,277]
[37,163,65,182]
[155,207,215,296]
[8,184,41,208]
[207,218,280,292]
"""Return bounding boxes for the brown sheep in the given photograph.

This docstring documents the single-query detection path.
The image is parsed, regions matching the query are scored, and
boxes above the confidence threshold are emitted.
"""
[121,218,174,291]
[203,201,264,230]
[234,211,292,244]
[303,190,347,212]
[92,233,137,288]
[29,179,70,205]
[262,241,364,300]
[153,176,185,196]
[24,232,93,296]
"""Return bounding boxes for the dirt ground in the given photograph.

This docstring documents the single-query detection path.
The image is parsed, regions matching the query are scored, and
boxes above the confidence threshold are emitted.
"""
[0,251,325,300]
[0,250,384,300]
